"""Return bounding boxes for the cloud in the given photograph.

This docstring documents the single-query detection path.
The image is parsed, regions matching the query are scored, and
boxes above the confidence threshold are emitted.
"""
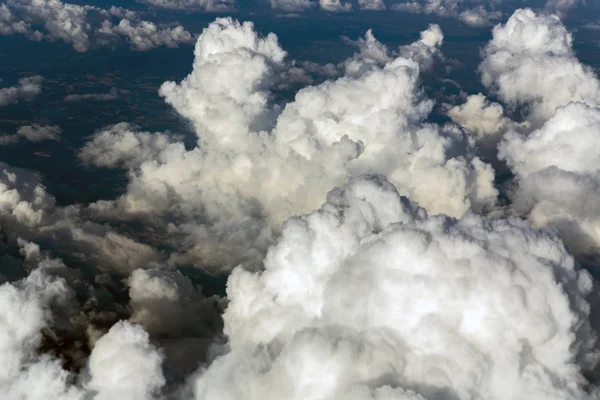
[16,125,61,142]
[269,0,315,12]
[79,123,179,169]
[498,102,600,256]
[142,0,236,12]
[1,176,598,400]
[0,0,194,52]
[0,76,43,106]
[80,18,496,273]
[358,0,386,10]
[4,10,600,400]
[85,321,165,400]
[190,175,598,400]
[0,3,42,39]
[545,0,582,17]
[0,124,61,145]
[479,8,600,126]
[392,0,502,27]
[447,93,525,148]
[0,247,166,399]
[0,162,166,273]
[98,19,195,51]
[319,0,353,11]
[64,88,120,102]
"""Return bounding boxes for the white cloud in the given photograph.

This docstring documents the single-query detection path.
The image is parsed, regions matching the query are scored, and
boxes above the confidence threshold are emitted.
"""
[0,76,43,106]
[0,162,166,273]
[479,8,600,126]
[80,18,496,273]
[447,93,524,148]
[0,0,194,52]
[98,19,194,51]
[86,321,165,400]
[143,0,236,12]
[392,0,502,27]
[64,88,120,102]
[79,123,178,169]
[545,0,581,17]
[190,175,598,400]
[16,125,61,142]
[499,102,600,255]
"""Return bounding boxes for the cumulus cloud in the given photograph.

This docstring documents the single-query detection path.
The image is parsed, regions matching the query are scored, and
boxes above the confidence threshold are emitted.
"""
[190,175,598,400]
[64,88,120,102]
[0,247,166,399]
[4,9,600,400]
[80,18,496,272]
[0,0,194,52]
[447,9,600,260]
[98,19,194,51]
[392,0,502,27]
[16,125,61,142]
[0,162,166,273]
[498,102,600,256]
[79,123,179,169]
[1,176,599,400]
[0,124,61,145]
[447,93,527,149]
[479,8,600,126]
[0,76,43,106]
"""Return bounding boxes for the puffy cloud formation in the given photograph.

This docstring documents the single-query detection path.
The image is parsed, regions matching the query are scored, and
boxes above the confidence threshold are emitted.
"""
[0,161,165,273]
[0,124,61,145]
[86,322,165,400]
[499,103,600,256]
[1,177,599,400]
[0,247,166,400]
[447,93,526,149]
[190,175,598,400]
[479,8,600,126]
[64,88,120,102]
[0,76,43,106]
[79,123,179,169]
[16,125,61,142]
[452,9,600,258]
[98,19,195,51]
[82,17,496,272]
[0,3,42,39]
[0,0,194,52]
[3,8,600,400]
[392,0,502,27]
[319,0,353,11]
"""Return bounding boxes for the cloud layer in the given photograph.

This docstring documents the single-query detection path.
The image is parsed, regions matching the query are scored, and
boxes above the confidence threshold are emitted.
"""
[2,6,600,400]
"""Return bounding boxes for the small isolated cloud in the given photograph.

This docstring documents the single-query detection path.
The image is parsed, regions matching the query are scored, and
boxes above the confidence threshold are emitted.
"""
[16,124,61,142]
[64,87,120,102]
[319,0,352,11]
[0,124,61,145]
[0,76,43,106]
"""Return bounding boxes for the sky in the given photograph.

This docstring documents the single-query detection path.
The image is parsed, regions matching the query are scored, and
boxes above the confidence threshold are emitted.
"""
[2,0,600,399]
